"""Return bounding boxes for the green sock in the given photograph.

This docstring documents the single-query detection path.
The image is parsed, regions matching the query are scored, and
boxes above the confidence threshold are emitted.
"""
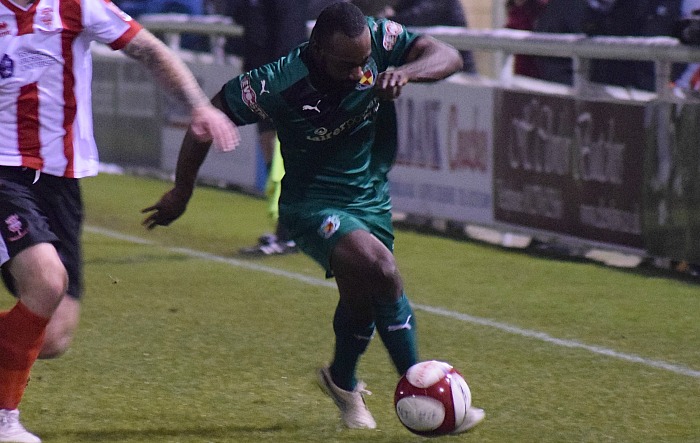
[329,301,375,391]
[374,293,418,375]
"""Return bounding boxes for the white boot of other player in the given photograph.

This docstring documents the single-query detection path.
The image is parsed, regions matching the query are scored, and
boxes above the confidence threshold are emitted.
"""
[0,409,41,443]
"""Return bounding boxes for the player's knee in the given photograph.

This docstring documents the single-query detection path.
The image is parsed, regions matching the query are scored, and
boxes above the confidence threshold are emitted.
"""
[11,245,68,313]
[371,256,403,301]
[50,269,68,298]
[31,259,68,302]
[17,269,68,317]
[38,268,69,308]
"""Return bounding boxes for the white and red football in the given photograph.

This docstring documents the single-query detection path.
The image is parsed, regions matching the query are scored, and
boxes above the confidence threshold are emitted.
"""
[394,360,472,437]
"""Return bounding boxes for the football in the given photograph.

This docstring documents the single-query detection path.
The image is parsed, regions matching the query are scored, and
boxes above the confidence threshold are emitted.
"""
[394,360,472,437]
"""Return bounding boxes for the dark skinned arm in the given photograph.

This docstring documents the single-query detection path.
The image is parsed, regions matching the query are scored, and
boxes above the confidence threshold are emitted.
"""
[374,35,463,101]
[141,92,229,229]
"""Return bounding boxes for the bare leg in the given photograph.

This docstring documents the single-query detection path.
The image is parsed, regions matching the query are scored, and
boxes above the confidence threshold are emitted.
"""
[1,243,66,411]
[39,295,80,359]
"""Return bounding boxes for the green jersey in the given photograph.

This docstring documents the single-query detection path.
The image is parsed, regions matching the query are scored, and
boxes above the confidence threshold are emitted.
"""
[220,17,418,214]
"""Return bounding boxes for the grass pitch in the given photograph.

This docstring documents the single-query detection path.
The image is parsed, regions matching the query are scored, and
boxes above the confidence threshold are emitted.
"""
[3,173,700,442]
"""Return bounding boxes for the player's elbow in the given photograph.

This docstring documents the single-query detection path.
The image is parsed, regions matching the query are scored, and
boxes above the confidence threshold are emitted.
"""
[425,38,463,78]
[446,46,463,74]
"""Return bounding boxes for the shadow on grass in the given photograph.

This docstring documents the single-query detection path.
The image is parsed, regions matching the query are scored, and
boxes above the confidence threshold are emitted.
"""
[85,253,192,266]
[38,424,423,443]
[38,424,286,442]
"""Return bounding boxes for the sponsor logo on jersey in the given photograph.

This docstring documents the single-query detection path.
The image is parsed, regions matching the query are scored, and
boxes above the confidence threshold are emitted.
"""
[355,58,377,91]
[318,215,340,239]
[0,54,14,79]
[302,99,322,113]
[0,22,10,38]
[39,7,53,27]
[306,97,380,142]
[383,20,403,51]
[17,51,55,71]
[4,214,28,242]
[240,74,269,119]
[358,70,374,88]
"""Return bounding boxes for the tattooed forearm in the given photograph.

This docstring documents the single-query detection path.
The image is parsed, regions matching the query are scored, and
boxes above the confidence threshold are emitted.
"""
[121,30,209,109]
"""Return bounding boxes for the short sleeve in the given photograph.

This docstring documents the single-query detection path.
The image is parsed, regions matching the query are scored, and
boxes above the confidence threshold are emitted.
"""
[220,69,273,126]
[370,17,419,71]
[82,0,142,49]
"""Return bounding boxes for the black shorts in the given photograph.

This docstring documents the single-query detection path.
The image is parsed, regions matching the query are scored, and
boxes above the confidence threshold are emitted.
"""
[0,167,84,299]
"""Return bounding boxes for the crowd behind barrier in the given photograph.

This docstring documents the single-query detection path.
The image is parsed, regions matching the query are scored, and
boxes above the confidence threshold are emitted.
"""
[91,18,700,273]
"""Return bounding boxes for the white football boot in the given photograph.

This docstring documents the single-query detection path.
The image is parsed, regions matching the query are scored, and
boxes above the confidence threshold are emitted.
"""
[0,409,41,443]
[317,367,377,429]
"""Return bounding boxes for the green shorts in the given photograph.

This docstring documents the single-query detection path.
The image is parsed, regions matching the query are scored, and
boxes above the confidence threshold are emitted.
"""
[280,206,394,277]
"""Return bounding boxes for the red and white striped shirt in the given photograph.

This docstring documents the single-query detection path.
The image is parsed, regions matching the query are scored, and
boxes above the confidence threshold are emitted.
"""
[0,0,141,178]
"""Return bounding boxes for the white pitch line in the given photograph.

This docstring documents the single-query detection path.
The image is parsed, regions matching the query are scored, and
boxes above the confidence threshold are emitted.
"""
[86,225,700,379]
[413,304,700,378]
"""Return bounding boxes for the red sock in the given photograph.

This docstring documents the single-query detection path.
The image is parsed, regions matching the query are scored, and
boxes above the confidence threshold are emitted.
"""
[0,302,50,409]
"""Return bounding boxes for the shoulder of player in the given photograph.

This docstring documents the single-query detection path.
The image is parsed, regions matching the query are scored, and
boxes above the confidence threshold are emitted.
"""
[229,47,310,114]
[250,46,310,95]
[368,16,413,54]
[368,16,408,38]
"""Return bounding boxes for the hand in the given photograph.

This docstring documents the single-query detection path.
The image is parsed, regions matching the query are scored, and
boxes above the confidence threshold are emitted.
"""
[141,187,191,229]
[374,70,409,101]
[190,104,241,152]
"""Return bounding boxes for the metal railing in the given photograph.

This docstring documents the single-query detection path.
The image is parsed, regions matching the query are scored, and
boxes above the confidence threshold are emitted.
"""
[414,27,700,97]
[138,14,243,64]
[136,16,700,97]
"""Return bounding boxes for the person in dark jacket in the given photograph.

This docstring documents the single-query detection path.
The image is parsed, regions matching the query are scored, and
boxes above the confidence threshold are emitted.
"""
[505,0,550,78]
[535,0,682,90]
[583,0,682,91]
[226,0,311,255]
[533,0,588,84]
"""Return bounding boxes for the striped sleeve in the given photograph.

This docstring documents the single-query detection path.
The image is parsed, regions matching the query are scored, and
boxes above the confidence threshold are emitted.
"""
[82,0,142,49]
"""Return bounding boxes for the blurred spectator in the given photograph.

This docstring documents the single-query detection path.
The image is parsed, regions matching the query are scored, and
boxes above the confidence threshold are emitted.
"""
[204,0,239,15]
[672,0,700,91]
[535,0,683,91]
[582,0,682,91]
[505,0,550,78]
[114,0,208,51]
[533,0,587,84]
[682,0,700,16]
[674,0,700,44]
[224,0,310,255]
[232,1,309,73]
[114,0,205,17]
[354,0,477,73]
